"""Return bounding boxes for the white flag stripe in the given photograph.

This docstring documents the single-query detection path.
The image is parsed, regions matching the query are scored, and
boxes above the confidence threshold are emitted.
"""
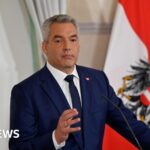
[104,4,148,92]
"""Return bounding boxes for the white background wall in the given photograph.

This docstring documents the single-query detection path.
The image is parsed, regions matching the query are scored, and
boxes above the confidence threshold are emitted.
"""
[0,0,33,149]
[0,0,33,81]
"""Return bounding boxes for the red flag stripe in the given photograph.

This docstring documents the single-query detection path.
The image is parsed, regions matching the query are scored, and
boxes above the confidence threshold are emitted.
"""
[120,0,150,61]
[141,91,150,106]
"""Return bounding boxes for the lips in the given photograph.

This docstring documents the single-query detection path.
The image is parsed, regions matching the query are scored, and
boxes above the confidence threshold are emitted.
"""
[62,54,74,59]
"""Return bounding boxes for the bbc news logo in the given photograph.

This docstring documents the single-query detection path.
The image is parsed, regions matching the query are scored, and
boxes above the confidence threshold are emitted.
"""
[0,129,19,138]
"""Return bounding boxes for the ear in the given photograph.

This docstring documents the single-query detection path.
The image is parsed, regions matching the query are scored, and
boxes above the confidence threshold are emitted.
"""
[42,41,48,55]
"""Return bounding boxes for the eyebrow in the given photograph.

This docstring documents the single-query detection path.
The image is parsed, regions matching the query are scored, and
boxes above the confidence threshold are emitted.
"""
[53,34,78,39]
[70,34,78,38]
[53,35,63,39]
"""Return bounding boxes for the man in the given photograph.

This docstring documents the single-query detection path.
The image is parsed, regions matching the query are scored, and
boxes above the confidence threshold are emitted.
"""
[9,14,150,150]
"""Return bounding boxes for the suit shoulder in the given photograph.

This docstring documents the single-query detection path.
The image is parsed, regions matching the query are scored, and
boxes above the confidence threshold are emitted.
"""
[77,65,105,76]
[77,65,109,85]
[13,67,45,89]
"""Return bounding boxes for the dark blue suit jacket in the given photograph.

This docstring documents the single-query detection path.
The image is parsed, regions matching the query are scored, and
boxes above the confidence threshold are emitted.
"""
[9,65,150,150]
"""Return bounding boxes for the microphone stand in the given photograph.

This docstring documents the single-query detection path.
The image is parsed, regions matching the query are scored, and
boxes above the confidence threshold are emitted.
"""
[102,95,143,150]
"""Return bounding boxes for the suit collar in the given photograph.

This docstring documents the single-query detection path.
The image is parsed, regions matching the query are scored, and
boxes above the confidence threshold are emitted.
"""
[46,62,79,78]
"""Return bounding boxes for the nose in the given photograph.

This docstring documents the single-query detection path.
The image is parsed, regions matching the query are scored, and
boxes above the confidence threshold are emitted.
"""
[63,40,71,51]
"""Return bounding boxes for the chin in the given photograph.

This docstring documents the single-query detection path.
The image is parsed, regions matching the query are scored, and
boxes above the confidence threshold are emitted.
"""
[64,61,76,67]
[64,65,74,68]
[63,63,75,69]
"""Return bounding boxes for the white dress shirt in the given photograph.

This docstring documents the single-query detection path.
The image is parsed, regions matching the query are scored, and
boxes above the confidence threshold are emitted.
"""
[46,62,82,149]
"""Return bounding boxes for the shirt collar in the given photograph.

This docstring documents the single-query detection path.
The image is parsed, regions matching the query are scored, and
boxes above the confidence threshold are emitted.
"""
[46,62,79,84]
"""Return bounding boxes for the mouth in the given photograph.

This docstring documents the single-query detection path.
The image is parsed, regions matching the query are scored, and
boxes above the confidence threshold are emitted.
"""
[62,54,74,59]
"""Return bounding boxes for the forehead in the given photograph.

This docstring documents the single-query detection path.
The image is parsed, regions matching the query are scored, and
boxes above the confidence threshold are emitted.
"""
[49,23,78,37]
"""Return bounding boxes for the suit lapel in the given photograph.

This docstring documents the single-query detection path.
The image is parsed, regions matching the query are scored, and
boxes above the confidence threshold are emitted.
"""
[39,66,70,115]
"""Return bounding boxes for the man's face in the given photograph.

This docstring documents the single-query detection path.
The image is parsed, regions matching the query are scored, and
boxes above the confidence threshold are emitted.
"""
[42,23,80,73]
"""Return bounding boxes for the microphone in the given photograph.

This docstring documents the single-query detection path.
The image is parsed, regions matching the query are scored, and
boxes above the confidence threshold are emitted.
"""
[102,95,143,150]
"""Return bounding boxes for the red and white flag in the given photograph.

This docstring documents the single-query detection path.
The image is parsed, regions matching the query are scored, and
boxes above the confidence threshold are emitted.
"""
[103,0,150,149]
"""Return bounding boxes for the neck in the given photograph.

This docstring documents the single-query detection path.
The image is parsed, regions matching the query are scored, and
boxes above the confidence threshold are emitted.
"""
[60,66,75,74]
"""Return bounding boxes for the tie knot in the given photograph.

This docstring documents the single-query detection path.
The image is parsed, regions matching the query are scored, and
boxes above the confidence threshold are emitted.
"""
[65,75,74,83]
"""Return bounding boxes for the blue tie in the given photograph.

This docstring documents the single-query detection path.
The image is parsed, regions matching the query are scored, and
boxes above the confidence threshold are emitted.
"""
[65,75,83,148]
[65,75,81,113]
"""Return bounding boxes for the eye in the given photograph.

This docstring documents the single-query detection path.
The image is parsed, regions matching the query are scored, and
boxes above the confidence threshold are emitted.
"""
[70,38,77,42]
[54,38,62,43]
